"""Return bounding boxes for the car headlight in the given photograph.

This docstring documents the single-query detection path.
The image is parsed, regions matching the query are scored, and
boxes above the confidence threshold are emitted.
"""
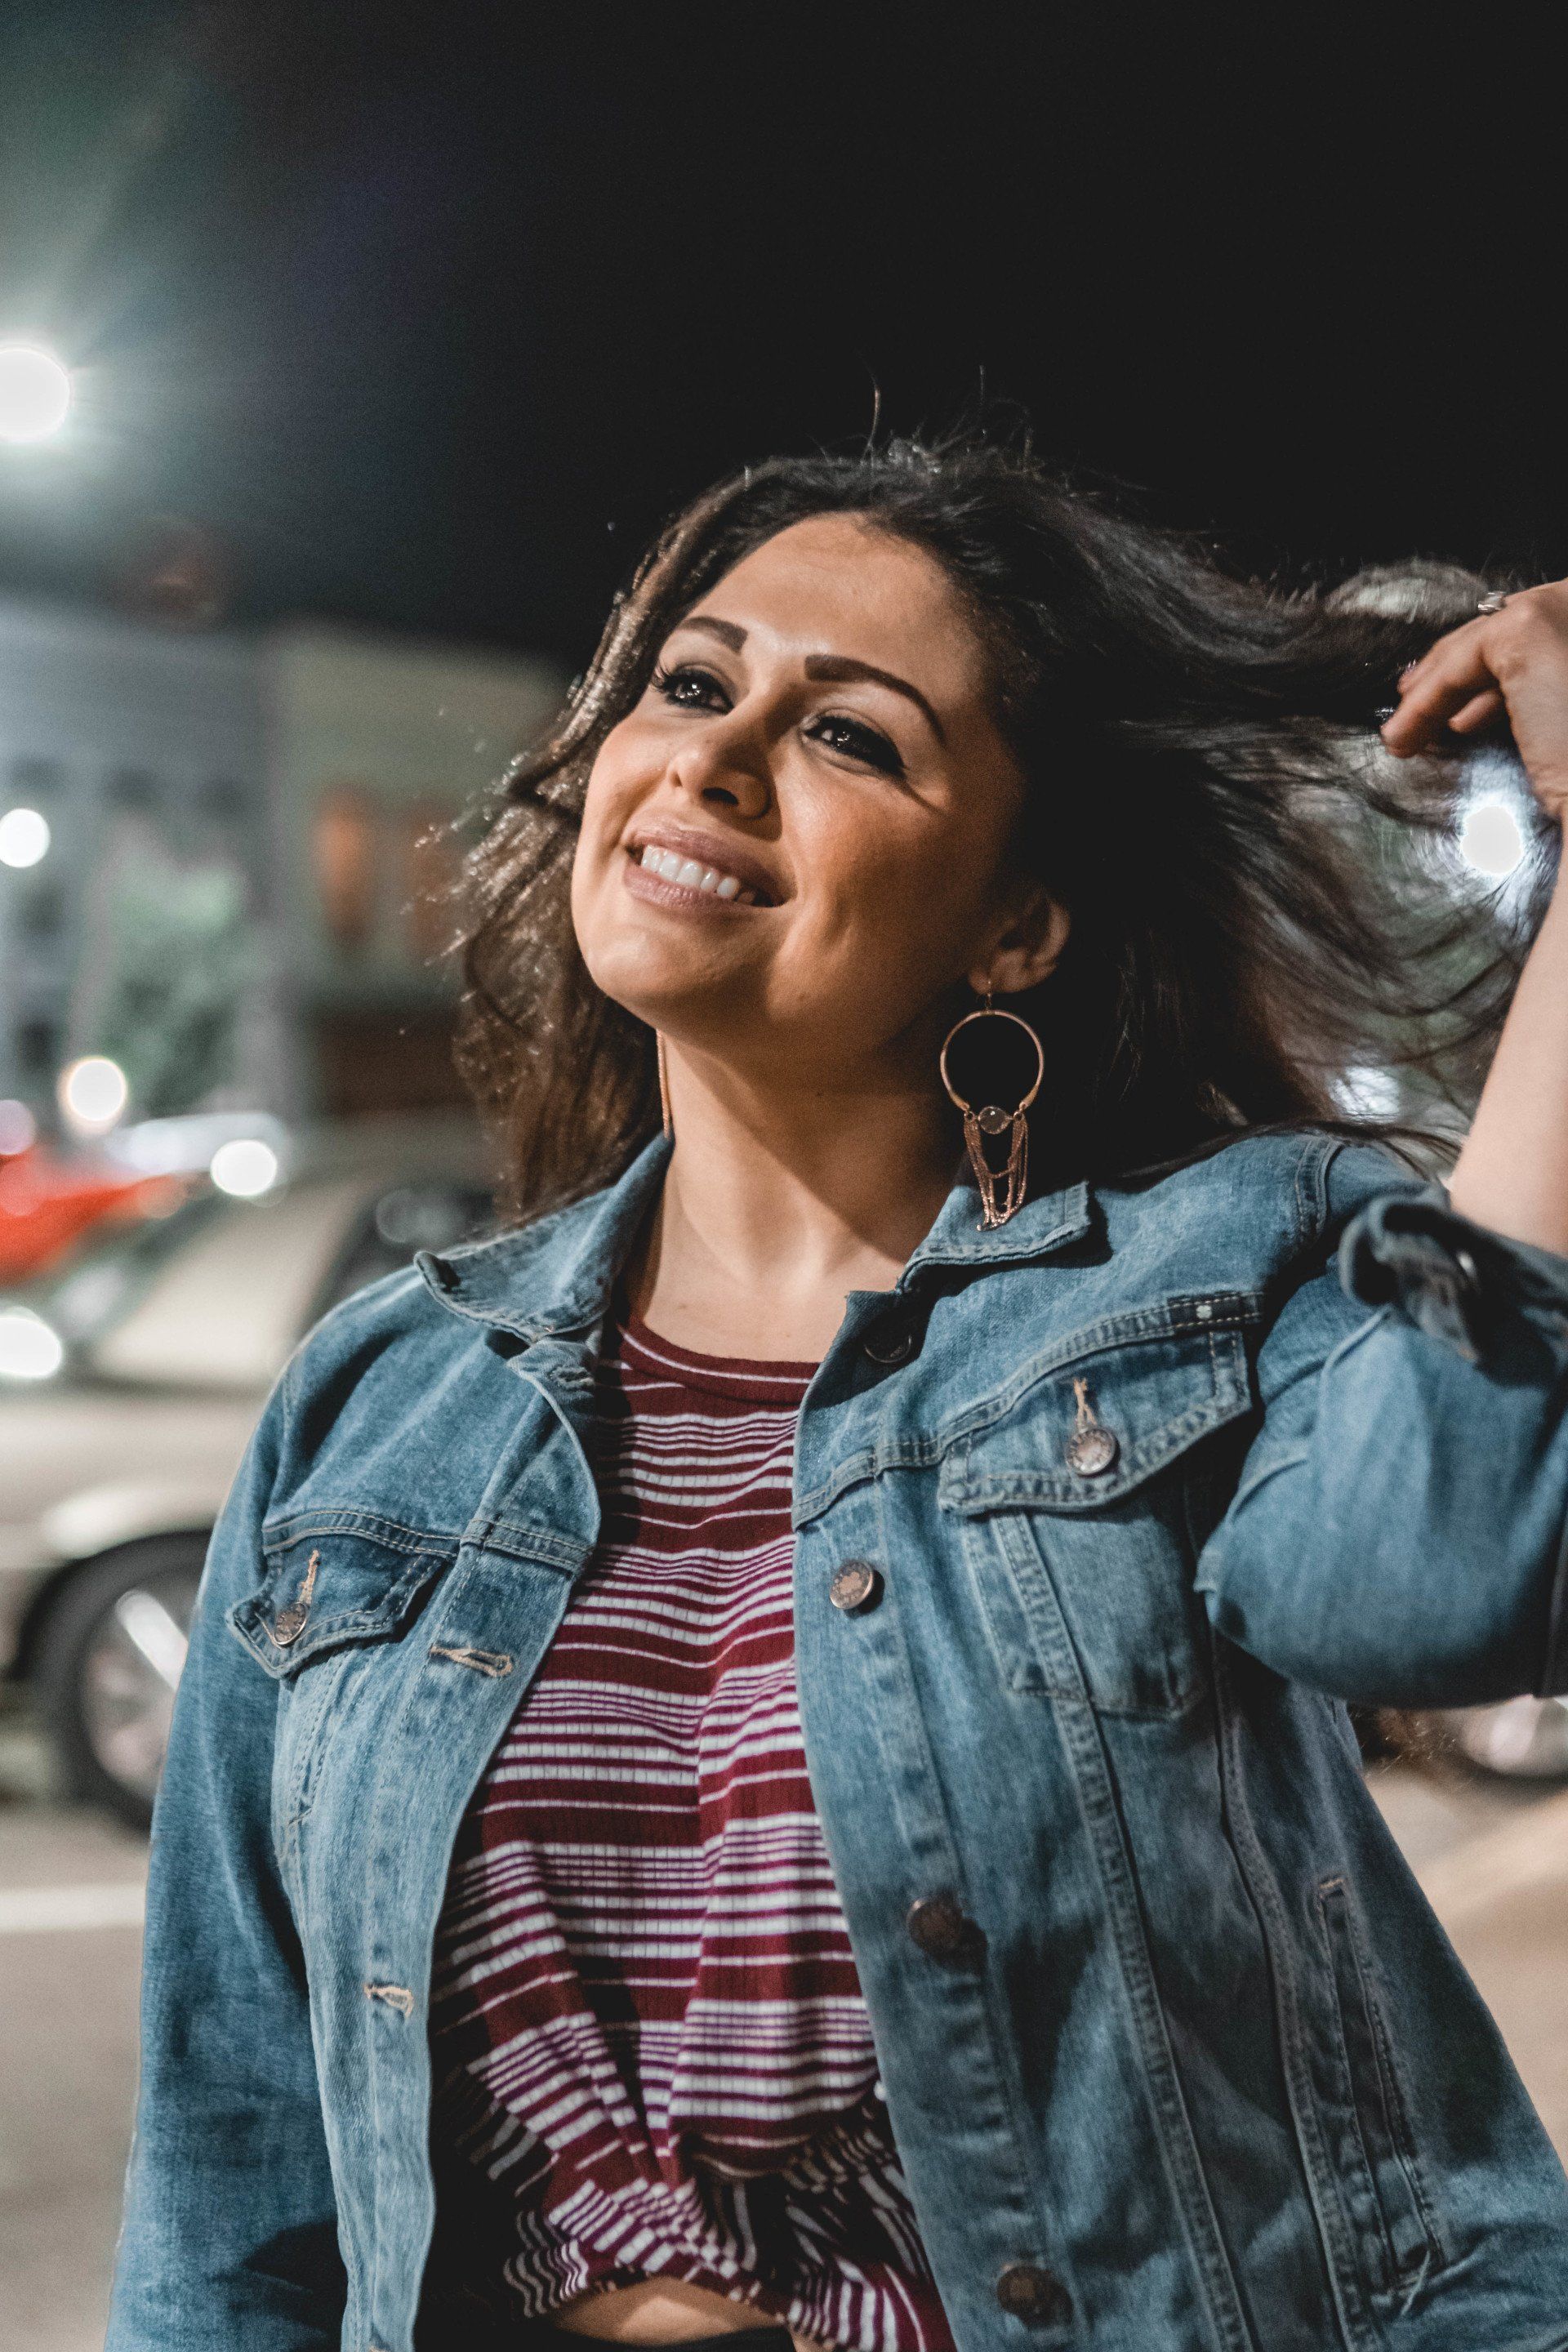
[0,1305,65,1381]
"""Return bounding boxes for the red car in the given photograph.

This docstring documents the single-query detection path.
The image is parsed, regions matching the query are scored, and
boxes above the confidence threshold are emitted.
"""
[0,1144,185,1283]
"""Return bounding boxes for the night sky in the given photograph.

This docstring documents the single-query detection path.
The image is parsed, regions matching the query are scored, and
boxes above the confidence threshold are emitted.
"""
[2,4,1563,670]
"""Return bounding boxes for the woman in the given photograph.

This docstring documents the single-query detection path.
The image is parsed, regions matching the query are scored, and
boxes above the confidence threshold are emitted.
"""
[109,439,1568,2352]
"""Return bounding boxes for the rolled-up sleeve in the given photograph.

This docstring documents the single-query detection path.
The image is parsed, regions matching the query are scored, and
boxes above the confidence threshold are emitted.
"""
[1196,1142,1568,1707]
[107,1363,345,2351]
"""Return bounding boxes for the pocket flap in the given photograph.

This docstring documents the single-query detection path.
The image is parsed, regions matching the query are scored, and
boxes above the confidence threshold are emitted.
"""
[229,1523,456,1677]
[938,1296,1257,1514]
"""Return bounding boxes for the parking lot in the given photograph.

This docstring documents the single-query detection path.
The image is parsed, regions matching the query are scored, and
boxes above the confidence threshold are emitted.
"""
[2,1695,1566,2352]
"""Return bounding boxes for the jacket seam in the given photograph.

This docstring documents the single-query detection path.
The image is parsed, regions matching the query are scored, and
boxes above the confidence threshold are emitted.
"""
[1359,1937,1446,2273]
[1314,1879,1406,2293]
[1210,1643,1374,2352]
[1048,1673,1254,2351]
[1537,1482,1568,1698]
[279,1340,301,1454]
[798,1297,1264,1525]
[946,1371,1254,1515]
[262,1510,461,1557]
[853,1475,1080,2312]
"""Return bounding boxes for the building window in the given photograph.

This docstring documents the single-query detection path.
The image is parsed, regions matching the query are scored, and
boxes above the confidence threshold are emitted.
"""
[313,785,378,953]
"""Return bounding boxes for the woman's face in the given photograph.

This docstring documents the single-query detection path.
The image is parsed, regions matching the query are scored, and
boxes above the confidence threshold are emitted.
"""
[571,513,1066,1085]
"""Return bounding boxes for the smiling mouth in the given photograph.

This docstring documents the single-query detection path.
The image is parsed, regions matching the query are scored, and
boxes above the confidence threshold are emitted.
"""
[625,842,771,906]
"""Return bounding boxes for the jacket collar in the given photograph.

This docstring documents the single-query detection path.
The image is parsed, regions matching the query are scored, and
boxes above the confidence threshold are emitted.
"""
[416,1129,1094,1343]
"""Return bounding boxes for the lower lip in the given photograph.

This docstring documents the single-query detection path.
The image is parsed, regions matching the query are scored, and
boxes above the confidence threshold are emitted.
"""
[621,851,771,915]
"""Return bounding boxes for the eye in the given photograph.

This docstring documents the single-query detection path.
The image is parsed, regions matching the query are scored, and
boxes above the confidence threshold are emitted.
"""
[650,662,730,711]
[806,712,906,779]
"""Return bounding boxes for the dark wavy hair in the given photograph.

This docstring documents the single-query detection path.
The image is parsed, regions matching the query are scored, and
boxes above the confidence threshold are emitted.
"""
[457,434,1553,1221]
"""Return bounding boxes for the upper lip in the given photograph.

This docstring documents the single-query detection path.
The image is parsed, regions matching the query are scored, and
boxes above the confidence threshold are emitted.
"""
[625,822,784,904]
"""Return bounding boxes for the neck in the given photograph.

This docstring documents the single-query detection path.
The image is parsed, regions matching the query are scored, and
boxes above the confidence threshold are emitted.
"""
[626,1040,960,1360]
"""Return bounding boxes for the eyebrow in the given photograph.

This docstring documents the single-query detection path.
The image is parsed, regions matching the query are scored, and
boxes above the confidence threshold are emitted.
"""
[678,613,747,652]
[804,653,946,743]
[674,612,947,742]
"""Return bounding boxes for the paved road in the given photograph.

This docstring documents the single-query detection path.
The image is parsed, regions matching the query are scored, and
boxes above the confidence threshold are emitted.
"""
[2,1704,1566,2352]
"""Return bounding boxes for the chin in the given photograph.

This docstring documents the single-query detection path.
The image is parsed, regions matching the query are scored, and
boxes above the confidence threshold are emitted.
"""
[577,930,681,1027]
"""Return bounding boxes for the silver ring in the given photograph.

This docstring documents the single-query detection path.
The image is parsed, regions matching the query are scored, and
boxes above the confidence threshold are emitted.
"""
[1477,590,1511,615]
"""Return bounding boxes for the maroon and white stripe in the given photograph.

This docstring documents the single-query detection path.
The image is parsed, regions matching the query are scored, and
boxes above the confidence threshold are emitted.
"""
[426,1296,949,2350]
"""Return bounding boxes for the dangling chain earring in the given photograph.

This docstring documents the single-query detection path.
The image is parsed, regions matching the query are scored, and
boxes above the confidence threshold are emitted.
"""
[939,985,1045,1230]
[656,1031,674,1138]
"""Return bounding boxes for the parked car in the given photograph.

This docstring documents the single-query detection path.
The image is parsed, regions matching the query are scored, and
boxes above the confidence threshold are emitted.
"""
[0,1139,184,1282]
[0,1117,497,1827]
[1438,1694,1568,1779]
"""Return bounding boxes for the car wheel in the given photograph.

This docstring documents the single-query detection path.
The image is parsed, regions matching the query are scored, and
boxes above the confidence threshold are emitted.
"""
[34,1537,207,1831]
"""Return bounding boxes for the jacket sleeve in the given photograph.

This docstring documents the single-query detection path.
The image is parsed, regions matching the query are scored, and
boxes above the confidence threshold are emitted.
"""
[106,1359,345,2351]
[1196,1141,1568,1707]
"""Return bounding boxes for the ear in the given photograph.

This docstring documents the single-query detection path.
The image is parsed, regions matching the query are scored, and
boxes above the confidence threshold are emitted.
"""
[968,881,1071,997]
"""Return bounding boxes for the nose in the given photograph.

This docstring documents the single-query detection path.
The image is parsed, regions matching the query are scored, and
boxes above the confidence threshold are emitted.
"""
[668,728,773,822]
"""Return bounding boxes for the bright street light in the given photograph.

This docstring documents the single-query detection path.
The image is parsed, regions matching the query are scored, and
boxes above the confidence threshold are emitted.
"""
[0,342,73,444]
[59,1054,129,1136]
[0,807,51,868]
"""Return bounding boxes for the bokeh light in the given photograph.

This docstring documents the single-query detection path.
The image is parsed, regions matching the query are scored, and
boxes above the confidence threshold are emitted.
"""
[0,1098,37,1155]
[209,1137,280,1197]
[0,341,73,443]
[0,807,51,868]
[0,1306,65,1382]
[58,1054,129,1136]
[1459,796,1526,878]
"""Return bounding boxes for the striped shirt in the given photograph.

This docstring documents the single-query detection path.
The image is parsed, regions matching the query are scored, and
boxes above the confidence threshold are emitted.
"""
[423,1290,950,2351]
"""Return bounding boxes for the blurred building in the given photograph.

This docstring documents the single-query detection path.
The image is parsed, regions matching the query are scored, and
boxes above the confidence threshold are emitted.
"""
[0,593,563,1125]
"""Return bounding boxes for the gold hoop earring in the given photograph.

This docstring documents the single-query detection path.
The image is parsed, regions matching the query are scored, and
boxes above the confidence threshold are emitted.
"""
[656,1031,674,1139]
[938,987,1045,1230]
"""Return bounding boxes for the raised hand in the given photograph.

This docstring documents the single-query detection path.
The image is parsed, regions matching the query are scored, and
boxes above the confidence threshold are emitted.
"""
[1382,579,1568,822]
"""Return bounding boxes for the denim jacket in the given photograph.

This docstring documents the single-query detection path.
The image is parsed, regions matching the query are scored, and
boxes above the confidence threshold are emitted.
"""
[108,1129,1568,2352]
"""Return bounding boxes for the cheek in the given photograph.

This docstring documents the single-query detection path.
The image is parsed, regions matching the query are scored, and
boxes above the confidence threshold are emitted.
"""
[570,735,639,915]
[798,808,997,973]
[579,728,636,847]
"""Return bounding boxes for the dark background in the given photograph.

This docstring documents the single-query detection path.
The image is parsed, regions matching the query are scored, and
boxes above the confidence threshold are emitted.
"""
[2,2,1562,668]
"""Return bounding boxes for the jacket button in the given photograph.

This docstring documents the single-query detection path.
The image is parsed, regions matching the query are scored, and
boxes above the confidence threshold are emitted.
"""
[906,1893,979,1960]
[863,1319,917,1366]
[1065,1425,1118,1477]
[830,1561,882,1612]
[996,2263,1071,2326]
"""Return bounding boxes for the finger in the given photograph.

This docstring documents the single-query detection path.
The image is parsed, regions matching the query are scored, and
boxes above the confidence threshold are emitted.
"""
[1396,609,1497,690]
[1382,632,1499,751]
[1445,687,1507,735]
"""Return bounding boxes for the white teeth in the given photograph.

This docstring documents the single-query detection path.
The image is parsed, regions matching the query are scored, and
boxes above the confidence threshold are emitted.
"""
[635,844,760,902]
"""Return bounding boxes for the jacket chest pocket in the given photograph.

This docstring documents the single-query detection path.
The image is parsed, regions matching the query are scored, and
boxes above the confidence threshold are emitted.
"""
[937,1298,1256,1716]
[229,1520,457,1832]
